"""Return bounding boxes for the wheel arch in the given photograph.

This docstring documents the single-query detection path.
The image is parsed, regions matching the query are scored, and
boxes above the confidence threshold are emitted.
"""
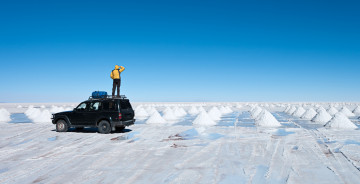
[55,116,71,126]
[96,118,111,126]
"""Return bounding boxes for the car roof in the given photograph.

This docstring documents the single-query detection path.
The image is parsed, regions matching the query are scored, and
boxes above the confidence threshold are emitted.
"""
[84,96,129,103]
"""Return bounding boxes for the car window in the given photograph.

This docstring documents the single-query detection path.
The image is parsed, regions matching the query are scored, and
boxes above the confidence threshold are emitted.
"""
[102,101,116,111]
[76,103,88,111]
[89,102,101,111]
[109,101,116,111]
[120,100,131,109]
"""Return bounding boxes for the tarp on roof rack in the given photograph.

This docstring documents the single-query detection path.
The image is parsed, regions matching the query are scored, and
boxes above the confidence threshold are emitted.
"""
[92,91,108,99]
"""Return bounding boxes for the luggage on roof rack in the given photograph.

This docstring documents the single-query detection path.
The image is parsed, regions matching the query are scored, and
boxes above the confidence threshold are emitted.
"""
[92,91,108,99]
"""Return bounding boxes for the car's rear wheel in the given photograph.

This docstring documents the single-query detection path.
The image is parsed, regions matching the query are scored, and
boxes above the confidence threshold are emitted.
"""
[56,120,69,132]
[98,120,111,134]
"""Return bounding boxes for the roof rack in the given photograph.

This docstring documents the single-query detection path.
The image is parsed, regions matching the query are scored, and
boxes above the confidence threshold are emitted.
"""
[88,95,127,100]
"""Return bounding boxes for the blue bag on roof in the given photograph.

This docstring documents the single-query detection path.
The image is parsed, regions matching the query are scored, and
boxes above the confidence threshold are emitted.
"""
[92,91,107,98]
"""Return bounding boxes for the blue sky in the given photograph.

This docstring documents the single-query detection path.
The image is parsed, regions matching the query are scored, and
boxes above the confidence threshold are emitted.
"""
[0,0,359,102]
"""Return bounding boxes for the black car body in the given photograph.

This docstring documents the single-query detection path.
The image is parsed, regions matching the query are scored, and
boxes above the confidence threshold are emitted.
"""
[52,96,135,134]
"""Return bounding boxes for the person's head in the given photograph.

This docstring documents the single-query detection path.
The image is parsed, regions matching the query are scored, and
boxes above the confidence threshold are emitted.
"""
[115,65,119,69]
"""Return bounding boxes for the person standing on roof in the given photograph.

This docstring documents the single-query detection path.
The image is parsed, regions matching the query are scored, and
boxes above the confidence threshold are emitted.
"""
[110,65,125,97]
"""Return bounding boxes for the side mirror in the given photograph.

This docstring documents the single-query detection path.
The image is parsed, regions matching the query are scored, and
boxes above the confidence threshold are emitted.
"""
[73,108,76,112]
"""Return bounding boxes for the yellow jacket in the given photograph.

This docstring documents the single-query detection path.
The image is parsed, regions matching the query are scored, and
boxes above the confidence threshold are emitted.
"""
[110,65,125,79]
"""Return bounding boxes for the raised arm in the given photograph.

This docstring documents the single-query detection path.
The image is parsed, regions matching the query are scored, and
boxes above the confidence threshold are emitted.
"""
[119,66,125,72]
[110,70,114,79]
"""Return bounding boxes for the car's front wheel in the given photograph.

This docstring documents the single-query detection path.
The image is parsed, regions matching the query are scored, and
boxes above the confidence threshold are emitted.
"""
[56,120,69,132]
[98,120,111,134]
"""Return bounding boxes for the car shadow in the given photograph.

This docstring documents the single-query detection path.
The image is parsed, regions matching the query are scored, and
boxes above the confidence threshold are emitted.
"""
[51,128,132,134]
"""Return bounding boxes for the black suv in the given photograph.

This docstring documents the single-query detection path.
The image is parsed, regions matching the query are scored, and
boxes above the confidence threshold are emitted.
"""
[52,96,135,134]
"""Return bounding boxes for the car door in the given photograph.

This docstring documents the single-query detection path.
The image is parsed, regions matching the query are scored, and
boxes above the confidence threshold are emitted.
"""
[103,100,118,121]
[84,101,102,126]
[70,102,89,125]
[120,99,134,121]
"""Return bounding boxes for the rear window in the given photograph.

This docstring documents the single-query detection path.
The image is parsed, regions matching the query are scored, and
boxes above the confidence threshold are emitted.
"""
[103,100,117,111]
[120,100,132,109]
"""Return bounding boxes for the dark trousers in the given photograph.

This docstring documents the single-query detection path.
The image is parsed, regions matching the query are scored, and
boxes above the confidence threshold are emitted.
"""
[112,79,121,97]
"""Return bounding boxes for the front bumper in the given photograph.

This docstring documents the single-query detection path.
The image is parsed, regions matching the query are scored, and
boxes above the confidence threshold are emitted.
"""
[112,119,135,127]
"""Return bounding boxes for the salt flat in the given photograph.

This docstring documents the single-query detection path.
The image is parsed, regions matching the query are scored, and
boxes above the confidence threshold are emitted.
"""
[0,103,360,184]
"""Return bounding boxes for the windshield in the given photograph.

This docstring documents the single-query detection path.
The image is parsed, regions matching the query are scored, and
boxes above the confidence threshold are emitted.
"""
[76,102,88,111]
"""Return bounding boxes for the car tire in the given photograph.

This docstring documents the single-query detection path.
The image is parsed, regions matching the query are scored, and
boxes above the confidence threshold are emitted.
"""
[56,120,69,132]
[98,120,111,134]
